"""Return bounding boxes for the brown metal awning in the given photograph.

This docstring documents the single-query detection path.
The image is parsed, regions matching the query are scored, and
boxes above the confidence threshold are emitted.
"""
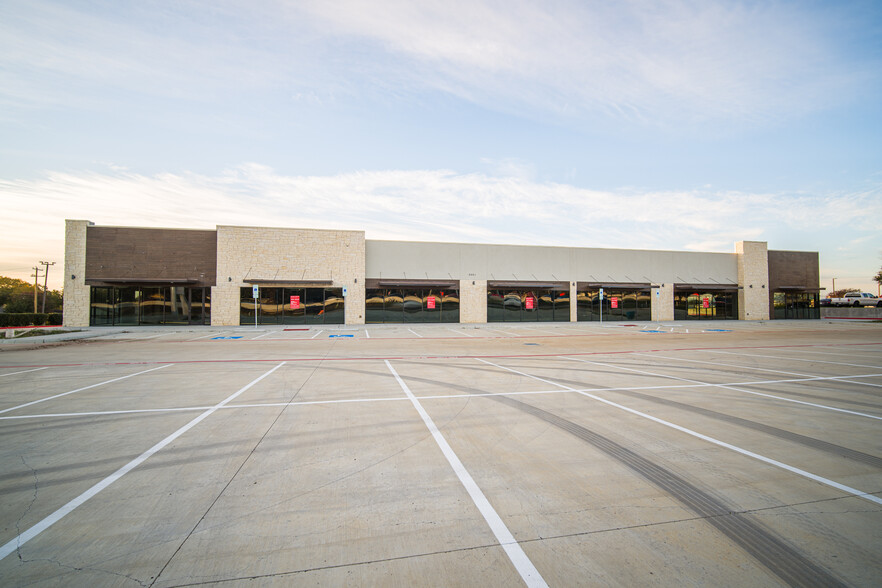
[578,281,652,290]
[674,283,741,290]
[85,278,198,285]
[488,280,568,288]
[773,286,823,292]
[245,279,334,286]
[372,279,459,288]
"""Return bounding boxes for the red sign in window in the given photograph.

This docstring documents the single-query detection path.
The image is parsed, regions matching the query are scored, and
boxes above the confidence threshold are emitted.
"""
[611,297,618,309]
[702,297,710,308]
[427,296,436,309]
[525,296,534,310]
[290,295,300,309]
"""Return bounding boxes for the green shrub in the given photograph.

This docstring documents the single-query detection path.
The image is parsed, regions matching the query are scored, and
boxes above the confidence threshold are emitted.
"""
[47,313,62,325]
[0,313,53,327]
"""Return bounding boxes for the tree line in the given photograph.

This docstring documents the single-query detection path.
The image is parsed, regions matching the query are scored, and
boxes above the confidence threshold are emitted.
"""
[0,276,63,314]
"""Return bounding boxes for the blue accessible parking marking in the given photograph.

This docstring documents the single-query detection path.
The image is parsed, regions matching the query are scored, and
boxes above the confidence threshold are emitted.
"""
[329,334,354,338]
[640,330,666,333]
[212,336,243,340]
[704,329,732,332]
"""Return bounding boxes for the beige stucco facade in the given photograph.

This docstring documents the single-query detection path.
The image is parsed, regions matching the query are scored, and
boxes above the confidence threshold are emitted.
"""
[366,240,739,289]
[213,226,365,326]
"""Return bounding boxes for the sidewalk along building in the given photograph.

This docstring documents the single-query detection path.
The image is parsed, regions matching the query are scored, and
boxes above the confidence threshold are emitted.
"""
[63,220,821,327]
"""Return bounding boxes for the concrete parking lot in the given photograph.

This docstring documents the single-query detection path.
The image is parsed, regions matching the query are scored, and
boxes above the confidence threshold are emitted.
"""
[0,321,880,587]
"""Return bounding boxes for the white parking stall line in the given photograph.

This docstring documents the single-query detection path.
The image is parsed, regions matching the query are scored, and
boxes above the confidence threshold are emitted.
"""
[701,349,882,371]
[449,328,475,337]
[773,347,882,360]
[483,328,513,337]
[568,355,882,420]
[0,364,174,415]
[0,367,49,378]
[0,362,286,562]
[187,331,227,341]
[635,352,882,390]
[385,361,548,587]
[310,330,324,339]
[407,328,423,338]
[364,329,370,339]
[477,358,882,507]
[5,371,879,423]
[250,330,274,340]
[131,332,168,340]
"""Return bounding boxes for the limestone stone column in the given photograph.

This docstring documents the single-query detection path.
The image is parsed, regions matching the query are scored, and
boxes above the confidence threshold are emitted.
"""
[651,283,674,321]
[460,280,487,323]
[736,241,770,320]
[63,219,92,327]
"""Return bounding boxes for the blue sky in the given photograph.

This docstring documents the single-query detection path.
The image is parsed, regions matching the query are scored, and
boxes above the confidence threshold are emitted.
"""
[2,0,880,292]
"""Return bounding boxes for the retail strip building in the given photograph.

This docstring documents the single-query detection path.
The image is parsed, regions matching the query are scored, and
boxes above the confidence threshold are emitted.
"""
[63,220,821,327]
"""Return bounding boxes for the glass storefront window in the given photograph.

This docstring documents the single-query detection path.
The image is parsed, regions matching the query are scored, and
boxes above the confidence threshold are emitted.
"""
[577,288,651,321]
[90,287,113,326]
[364,287,460,323]
[239,287,344,325]
[773,292,819,319]
[673,291,738,320]
[487,288,570,322]
[90,286,210,326]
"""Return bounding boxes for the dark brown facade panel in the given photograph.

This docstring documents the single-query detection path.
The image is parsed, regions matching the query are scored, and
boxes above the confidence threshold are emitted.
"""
[767,250,820,291]
[86,227,217,286]
[767,249,821,312]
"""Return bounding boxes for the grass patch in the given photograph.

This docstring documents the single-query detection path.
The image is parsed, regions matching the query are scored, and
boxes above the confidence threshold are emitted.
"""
[11,329,79,338]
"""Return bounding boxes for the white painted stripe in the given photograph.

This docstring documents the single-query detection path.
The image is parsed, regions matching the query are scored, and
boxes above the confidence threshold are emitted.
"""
[477,359,882,507]
[0,405,218,420]
[449,328,475,337]
[483,328,511,337]
[0,361,286,562]
[187,332,226,341]
[364,329,370,339]
[134,332,168,340]
[636,352,821,379]
[702,349,882,371]
[584,355,882,421]
[407,328,423,338]
[637,352,882,390]
[7,372,882,422]
[774,347,882,360]
[310,330,324,339]
[0,364,174,415]
[385,360,547,587]
[0,367,49,378]
[250,330,274,340]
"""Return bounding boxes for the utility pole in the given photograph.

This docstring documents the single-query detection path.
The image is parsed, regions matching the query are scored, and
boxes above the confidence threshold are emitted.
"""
[31,266,43,313]
[39,261,55,313]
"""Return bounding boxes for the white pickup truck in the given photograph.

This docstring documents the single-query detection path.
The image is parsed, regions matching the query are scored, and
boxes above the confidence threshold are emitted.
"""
[827,292,882,307]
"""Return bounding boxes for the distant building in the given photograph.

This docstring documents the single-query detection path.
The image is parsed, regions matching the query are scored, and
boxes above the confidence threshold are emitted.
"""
[63,220,821,327]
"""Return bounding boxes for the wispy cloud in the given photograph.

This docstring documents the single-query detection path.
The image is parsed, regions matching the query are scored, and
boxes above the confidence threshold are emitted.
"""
[3,165,879,288]
[0,1,873,128]
[294,0,868,125]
